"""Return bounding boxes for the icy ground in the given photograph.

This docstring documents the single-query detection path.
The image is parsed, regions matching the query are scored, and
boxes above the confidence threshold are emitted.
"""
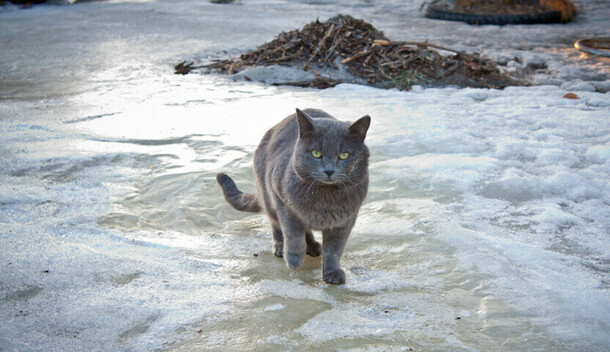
[1,0,609,351]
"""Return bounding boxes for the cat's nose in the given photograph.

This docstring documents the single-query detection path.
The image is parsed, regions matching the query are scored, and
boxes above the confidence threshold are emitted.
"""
[324,169,334,177]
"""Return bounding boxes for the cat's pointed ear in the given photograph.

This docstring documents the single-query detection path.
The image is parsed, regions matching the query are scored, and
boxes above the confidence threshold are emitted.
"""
[296,108,314,139]
[349,115,371,140]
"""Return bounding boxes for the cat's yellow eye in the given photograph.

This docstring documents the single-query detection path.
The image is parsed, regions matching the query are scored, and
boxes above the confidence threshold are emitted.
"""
[311,150,322,159]
[339,152,350,160]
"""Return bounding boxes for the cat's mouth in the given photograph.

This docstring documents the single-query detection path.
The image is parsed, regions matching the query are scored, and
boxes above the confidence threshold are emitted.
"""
[314,175,344,185]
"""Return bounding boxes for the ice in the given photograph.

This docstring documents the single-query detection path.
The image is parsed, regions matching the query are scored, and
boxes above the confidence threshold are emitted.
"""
[233,61,366,85]
[1,0,610,351]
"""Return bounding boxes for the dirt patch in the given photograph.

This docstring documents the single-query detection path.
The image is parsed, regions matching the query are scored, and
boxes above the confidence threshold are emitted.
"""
[179,15,526,91]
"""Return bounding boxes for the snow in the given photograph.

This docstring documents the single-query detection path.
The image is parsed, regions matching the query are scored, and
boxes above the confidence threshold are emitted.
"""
[1,0,609,351]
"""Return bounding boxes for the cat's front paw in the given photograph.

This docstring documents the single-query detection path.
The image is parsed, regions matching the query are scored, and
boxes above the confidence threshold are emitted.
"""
[323,268,346,285]
[285,252,304,270]
[306,240,321,257]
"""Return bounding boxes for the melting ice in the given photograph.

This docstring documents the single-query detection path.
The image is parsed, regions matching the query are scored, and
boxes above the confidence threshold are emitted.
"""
[1,0,609,351]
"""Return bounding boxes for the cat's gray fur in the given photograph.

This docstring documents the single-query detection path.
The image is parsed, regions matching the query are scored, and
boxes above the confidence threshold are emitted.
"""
[217,108,370,284]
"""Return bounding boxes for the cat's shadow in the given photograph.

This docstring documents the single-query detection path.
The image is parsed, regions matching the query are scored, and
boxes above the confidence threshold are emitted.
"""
[241,251,323,285]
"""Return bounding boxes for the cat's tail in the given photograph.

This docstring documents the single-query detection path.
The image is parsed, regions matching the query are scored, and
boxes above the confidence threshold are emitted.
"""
[216,173,261,213]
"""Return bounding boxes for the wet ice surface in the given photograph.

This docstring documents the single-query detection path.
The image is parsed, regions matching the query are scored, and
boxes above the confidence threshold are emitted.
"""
[1,0,609,351]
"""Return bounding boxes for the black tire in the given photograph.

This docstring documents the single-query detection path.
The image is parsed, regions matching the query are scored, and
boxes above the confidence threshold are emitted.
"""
[425,5,563,25]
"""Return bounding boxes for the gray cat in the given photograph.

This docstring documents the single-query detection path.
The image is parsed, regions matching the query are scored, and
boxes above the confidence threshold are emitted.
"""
[216,108,370,284]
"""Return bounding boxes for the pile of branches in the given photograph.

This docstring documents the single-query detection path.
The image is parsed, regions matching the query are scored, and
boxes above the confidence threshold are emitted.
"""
[200,14,523,90]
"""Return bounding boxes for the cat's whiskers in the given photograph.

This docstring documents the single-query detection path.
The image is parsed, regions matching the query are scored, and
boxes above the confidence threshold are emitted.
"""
[293,175,317,199]
[304,177,317,196]
[344,176,368,206]
[343,178,357,206]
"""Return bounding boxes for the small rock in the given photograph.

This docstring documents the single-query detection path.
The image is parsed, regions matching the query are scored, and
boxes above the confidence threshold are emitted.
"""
[563,92,580,99]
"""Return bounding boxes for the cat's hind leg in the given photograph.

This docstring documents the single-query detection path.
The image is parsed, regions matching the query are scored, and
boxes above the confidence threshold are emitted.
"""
[272,223,283,258]
[305,231,321,257]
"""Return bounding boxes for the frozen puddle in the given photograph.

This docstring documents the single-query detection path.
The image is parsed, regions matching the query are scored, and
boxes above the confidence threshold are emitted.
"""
[1,0,609,351]
[4,82,607,351]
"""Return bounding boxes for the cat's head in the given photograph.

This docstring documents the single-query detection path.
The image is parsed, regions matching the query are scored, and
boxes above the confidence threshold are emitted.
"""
[293,108,370,185]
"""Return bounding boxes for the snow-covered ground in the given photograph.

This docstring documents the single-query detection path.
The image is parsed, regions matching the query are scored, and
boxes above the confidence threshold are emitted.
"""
[1,0,608,351]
